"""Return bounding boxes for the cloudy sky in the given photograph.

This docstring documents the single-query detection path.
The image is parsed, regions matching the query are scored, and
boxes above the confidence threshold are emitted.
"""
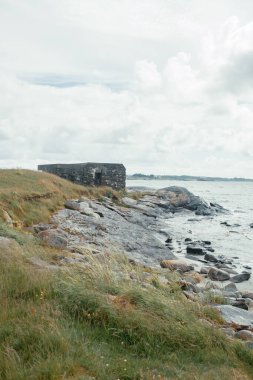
[1,0,253,177]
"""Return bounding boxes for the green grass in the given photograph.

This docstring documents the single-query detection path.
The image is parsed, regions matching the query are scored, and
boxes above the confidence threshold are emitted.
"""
[0,228,253,380]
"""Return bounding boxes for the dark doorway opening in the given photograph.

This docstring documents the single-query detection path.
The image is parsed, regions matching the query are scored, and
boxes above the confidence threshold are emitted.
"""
[95,171,102,186]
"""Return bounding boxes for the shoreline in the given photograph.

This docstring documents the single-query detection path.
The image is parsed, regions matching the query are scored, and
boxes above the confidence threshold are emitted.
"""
[33,185,253,335]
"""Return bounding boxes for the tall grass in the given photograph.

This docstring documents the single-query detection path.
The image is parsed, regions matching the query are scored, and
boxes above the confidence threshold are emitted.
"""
[0,234,253,380]
[0,169,124,226]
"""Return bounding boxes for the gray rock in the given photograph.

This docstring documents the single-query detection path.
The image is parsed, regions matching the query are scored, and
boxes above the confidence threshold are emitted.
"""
[186,245,205,255]
[64,200,80,211]
[223,282,238,292]
[33,223,53,233]
[235,330,253,342]
[38,229,68,248]
[204,253,218,263]
[230,273,251,283]
[242,292,253,300]
[122,197,138,207]
[156,186,226,215]
[208,267,230,281]
[80,206,100,218]
[52,199,175,266]
[231,299,248,310]
[200,266,210,274]
[215,305,253,328]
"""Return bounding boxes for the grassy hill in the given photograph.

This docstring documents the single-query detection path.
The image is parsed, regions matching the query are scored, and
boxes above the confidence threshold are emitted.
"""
[0,170,252,380]
[0,169,120,226]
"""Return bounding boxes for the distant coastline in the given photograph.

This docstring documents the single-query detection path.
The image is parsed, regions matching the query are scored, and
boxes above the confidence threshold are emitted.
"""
[127,174,253,182]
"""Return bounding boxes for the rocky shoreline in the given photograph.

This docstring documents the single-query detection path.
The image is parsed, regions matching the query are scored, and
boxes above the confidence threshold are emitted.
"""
[33,186,253,345]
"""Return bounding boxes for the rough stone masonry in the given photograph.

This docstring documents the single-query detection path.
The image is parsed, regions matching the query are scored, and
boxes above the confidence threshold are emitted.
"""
[38,162,126,190]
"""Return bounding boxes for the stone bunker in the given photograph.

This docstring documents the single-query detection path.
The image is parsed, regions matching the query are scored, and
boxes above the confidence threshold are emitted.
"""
[38,162,126,190]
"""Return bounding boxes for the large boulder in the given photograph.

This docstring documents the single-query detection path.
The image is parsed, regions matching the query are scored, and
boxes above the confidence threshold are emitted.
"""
[230,273,251,283]
[155,186,225,215]
[186,245,205,255]
[204,253,218,263]
[208,267,230,281]
[216,305,253,329]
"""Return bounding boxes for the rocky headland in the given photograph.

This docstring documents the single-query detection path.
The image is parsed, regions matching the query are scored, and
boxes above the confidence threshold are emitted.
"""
[32,186,253,344]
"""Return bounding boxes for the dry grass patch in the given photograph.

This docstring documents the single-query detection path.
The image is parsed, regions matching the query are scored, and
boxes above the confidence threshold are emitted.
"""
[0,169,124,226]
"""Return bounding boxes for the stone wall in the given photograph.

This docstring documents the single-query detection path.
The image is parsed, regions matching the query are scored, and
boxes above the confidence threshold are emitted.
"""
[38,163,126,190]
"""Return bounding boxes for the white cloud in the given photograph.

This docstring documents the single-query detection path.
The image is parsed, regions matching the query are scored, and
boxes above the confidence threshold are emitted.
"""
[0,1,253,177]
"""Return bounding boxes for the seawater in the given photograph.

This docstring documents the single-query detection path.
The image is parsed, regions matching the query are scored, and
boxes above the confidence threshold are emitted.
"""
[127,180,253,291]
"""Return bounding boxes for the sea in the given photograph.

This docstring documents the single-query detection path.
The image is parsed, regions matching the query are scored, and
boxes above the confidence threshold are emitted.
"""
[126,180,253,291]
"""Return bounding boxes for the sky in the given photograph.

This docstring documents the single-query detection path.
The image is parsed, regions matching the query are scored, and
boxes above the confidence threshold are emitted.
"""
[0,0,253,177]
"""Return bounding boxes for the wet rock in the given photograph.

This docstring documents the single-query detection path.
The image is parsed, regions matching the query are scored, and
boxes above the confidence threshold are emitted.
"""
[250,223,253,228]
[230,273,251,283]
[160,260,194,273]
[186,245,205,255]
[242,292,253,300]
[221,221,231,227]
[204,253,218,263]
[165,236,173,244]
[231,299,249,310]
[38,229,68,248]
[185,238,192,242]
[208,267,230,281]
[156,186,225,215]
[215,305,253,329]
[202,240,211,245]
[206,247,215,252]
[235,330,253,342]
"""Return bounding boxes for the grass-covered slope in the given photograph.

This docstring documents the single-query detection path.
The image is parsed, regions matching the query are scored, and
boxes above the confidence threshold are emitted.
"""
[0,170,253,379]
[0,169,121,226]
[0,230,253,380]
